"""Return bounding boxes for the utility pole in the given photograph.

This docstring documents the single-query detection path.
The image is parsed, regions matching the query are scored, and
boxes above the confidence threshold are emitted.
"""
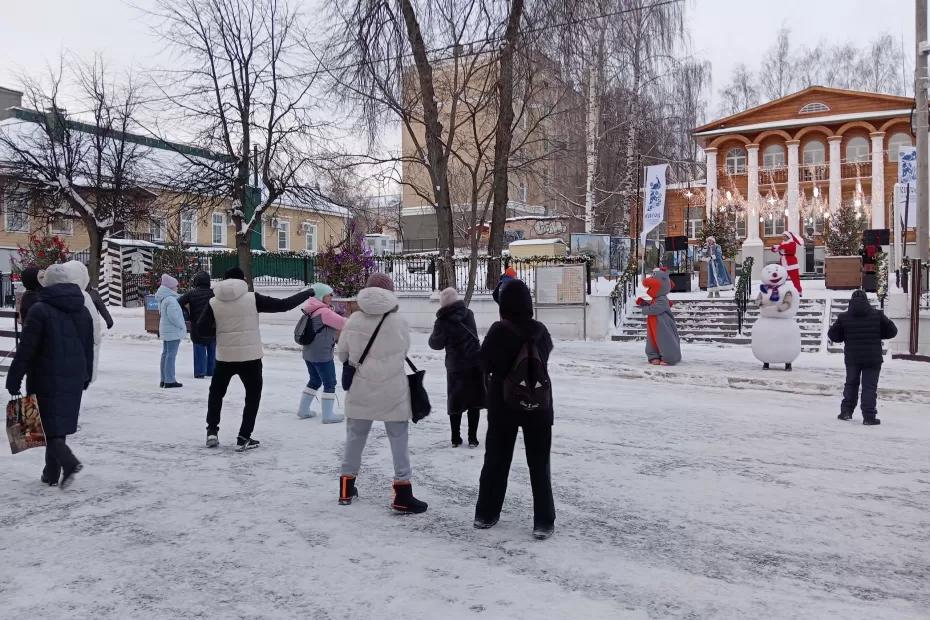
[917,0,929,261]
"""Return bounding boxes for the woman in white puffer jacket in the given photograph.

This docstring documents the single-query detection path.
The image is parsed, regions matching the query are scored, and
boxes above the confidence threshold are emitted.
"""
[335,273,427,514]
[58,261,102,383]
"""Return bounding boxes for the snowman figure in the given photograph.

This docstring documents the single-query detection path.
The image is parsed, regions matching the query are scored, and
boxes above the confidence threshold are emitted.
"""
[751,263,801,371]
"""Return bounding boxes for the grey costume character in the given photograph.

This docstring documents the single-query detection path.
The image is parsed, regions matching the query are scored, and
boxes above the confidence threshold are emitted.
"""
[635,268,682,366]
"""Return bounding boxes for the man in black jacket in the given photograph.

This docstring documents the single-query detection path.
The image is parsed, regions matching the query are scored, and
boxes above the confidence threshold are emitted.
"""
[179,271,216,378]
[196,267,313,450]
[828,289,898,425]
[474,279,556,540]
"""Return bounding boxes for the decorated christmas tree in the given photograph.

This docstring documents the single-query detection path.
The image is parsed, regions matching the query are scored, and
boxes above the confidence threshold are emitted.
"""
[824,203,864,256]
[699,213,739,259]
[13,234,71,272]
[148,243,202,293]
[316,221,375,298]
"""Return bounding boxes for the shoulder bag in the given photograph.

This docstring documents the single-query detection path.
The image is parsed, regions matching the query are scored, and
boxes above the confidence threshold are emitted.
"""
[341,313,389,391]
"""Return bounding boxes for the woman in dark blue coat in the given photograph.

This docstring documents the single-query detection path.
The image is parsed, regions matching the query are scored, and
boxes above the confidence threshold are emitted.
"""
[6,264,95,489]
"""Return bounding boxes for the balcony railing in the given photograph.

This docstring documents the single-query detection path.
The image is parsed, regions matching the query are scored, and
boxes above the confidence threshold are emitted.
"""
[755,159,873,185]
[840,160,871,179]
[759,166,788,184]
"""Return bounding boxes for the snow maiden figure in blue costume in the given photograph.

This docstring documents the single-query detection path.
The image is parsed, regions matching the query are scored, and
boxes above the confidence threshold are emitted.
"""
[704,236,733,298]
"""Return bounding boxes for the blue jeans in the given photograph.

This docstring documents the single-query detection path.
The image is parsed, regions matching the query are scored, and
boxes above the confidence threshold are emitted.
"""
[193,341,217,377]
[161,340,180,383]
[305,360,337,393]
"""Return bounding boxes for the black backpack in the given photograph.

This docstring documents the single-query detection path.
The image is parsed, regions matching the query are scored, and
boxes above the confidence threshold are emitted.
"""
[500,322,552,414]
[294,309,325,346]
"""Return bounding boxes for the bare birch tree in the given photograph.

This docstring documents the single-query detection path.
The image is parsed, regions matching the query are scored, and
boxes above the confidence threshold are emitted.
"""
[719,64,760,116]
[759,27,794,100]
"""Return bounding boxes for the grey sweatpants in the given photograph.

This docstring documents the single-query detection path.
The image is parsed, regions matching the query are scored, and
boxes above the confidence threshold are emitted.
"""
[340,418,412,481]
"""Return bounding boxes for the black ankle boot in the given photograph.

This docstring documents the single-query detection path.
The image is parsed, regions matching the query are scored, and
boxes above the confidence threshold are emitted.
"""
[339,475,358,505]
[391,481,427,514]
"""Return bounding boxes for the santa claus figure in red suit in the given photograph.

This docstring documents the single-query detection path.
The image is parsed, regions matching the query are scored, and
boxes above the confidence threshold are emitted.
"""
[771,231,803,295]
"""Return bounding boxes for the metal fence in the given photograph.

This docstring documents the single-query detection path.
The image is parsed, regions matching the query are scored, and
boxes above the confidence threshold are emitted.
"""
[159,250,316,287]
[0,273,16,308]
[368,255,591,295]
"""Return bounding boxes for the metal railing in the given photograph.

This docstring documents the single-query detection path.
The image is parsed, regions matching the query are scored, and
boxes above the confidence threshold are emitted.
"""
[734,256,754,335]
[369,255,591,294]
[0,273,16,308]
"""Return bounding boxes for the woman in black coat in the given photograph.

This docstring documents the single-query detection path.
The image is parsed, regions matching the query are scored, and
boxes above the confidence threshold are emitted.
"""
[428,287,485,447]
[474,278,556,540]
[178,271,216,378]
[6,265,95,489]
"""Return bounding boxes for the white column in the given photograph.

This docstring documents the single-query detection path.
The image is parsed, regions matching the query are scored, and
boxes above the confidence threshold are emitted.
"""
[742,144,763,278]
[786,140,800,234]
[704,147,717,218]
[870,131,886,229]
[828,136,842,213]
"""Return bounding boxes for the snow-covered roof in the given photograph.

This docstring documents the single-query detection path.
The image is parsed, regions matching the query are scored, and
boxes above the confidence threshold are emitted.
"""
[506,215,570,222]
[104,238,159,248]
[693,108,911,138]
[509,238,566,246]
[271,193,350,218]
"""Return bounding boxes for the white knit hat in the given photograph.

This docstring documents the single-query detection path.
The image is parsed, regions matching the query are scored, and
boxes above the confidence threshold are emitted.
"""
[439,287,459,307]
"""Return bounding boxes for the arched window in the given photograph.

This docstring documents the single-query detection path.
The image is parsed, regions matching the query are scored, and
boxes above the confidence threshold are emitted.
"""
[845,136,869,162]
[799,102,830,114]
[762,144,785,169]
[802,140,826,181]
[725,147,746,174]
[887,132,913,161]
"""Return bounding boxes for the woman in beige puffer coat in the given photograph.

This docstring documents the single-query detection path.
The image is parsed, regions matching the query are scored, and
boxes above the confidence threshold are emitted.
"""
[335,273,427,514]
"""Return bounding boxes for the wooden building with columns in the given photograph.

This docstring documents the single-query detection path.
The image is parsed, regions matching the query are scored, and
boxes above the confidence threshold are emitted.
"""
[659,86,913,277]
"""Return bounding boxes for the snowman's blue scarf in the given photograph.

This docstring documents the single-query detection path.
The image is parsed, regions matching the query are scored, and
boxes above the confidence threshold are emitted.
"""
[759,281,785,303]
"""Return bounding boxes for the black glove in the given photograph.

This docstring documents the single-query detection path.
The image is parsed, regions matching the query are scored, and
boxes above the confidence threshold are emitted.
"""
[8,387,21,397]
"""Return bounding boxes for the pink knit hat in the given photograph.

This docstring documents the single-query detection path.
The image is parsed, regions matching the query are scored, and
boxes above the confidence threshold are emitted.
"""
[366,272,394,292]
[161,274,179,291]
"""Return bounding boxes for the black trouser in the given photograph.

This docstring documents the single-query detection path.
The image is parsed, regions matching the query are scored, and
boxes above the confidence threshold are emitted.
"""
[450,409,480,440]
[44,436,79,480]
[841,362,881,420]
[206,360,263,438]
[475,419,555,527]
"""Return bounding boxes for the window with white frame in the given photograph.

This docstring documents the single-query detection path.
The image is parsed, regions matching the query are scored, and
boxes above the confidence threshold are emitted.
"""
[517,180,528,203]
[212,213,226,246]
[49,216,73,235]
[150,217,166,241]
[180,209,196,244]
[762,144,785,169]
[763,214,786,237]
[799,102,830,114]
[804,212,826,235]
[686,208,704,239]
[304,223,318,252]
[802,140,826,180]
[845,136,869,162]
[4,201,29,232]
[277,220,290,250]
[727,212,747,239]
[887,132,912,161]
[725,147,746,174]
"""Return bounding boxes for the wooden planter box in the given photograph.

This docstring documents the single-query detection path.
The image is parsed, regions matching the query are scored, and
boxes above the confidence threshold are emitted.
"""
[825,256,862,290]
[698,260,735,290]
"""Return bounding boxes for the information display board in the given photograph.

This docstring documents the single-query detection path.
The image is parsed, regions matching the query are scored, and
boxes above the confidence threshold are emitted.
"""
[534,264,586,305]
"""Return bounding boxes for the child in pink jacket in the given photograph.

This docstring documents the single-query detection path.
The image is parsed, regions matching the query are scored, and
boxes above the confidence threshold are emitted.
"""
[297,283,347,423]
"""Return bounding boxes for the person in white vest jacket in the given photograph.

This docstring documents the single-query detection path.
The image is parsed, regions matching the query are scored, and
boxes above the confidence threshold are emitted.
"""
[196,267,313,451]
[335,273,427,514]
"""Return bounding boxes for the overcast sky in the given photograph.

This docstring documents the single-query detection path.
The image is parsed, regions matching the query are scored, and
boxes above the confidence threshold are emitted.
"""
[0,0,921,122]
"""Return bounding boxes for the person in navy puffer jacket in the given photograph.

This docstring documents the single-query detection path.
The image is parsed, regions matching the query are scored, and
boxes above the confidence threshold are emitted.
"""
[156,274,187,389]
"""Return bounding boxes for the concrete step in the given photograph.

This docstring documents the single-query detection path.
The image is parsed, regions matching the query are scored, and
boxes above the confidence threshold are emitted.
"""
[612,333,821,352]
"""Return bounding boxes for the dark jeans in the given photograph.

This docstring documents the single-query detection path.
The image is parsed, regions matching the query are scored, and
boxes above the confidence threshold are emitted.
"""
[475,419,555,527]
[841,362,881,420]
[305,360,337,393]
[193,341,217,377]
[206,360,263,438]
[450,409,480,439]
[44,436,79,480]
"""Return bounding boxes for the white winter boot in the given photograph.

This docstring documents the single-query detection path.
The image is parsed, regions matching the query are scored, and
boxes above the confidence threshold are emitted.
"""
[297,388,318,419]
[321,393,343,424]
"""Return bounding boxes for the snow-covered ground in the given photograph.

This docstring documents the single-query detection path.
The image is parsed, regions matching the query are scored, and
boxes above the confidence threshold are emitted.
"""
[1,309,928,619]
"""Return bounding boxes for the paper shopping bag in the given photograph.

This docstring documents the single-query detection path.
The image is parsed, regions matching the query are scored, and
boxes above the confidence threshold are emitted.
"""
[6,395,46,454]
